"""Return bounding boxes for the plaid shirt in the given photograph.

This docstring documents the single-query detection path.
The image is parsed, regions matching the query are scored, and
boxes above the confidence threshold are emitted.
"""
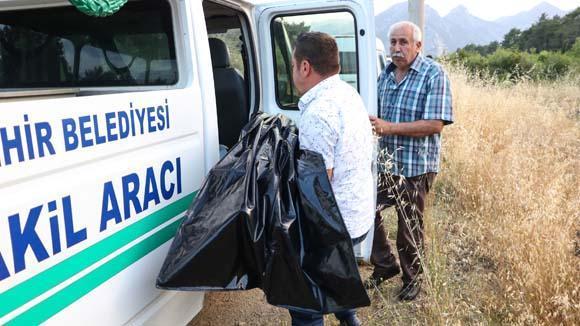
[377,54,453,177]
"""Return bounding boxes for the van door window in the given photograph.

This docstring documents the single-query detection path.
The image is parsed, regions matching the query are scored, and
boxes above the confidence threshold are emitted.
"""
[0,0,177,88]
[271,11,357,109]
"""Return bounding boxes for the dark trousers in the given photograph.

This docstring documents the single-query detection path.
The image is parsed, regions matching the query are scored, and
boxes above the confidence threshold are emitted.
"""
[371,173,436,285]
[288,232,368,325]
[289,309,356,326]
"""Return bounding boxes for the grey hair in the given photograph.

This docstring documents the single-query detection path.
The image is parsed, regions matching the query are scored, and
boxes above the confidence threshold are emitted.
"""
[388,21,422,43]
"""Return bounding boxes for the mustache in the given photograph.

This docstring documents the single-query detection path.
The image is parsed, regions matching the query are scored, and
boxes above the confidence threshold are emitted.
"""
[391,52,404,58]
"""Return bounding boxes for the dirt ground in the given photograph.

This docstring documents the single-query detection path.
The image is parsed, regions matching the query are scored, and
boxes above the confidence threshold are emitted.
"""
[188,265,406,325]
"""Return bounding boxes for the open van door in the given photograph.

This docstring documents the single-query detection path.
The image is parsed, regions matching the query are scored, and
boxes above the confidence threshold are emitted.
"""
[254,0,377,123]
[254,0,377,261]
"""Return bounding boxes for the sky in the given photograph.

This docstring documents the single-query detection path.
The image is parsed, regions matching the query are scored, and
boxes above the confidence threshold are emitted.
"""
[373,0,580,20]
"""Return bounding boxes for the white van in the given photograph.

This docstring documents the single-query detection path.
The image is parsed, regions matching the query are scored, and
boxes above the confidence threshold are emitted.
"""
[376,38,390,75]
[0,0,377,324]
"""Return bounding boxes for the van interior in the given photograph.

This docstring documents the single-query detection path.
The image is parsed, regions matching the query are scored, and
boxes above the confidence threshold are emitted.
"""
[203,1,252,150]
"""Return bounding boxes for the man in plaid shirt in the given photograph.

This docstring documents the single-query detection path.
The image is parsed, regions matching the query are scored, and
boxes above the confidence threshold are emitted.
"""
[366,21,453,301]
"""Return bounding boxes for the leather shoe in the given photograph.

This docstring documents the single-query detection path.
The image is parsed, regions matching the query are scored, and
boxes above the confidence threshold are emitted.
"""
[364,265,400,289]
[398,281,421,301]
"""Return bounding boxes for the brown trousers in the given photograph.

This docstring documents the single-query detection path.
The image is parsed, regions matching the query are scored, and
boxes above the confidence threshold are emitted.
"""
[371,173,436,285]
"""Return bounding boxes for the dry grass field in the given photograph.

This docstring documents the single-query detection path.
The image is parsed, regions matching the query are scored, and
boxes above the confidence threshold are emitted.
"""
[364,68,580,325]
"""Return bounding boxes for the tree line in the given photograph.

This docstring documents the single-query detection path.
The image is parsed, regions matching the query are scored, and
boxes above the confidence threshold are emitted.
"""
[443,8,580,80]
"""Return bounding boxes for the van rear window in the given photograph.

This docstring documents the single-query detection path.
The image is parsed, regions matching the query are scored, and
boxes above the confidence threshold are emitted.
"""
[0,0,177,88]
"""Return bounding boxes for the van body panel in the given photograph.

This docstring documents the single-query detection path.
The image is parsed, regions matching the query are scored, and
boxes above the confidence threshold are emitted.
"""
[0,91,206,324]
[187,0,221,173]
[0,0,377,324]
[0,0,207,324]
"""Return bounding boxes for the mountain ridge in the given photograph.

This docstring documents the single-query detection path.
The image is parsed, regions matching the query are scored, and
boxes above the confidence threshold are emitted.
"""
[375,1,568,56]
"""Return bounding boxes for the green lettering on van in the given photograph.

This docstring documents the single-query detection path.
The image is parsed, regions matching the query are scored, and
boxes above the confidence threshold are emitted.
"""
[7,218,184,325]
[0,192,196,322]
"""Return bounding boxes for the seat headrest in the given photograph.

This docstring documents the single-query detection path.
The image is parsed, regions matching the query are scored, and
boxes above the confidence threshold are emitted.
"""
[209,38,230,68]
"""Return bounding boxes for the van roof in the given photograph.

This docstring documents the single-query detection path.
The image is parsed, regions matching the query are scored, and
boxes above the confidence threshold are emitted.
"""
[0,0,348,10]
[0,0,305,5]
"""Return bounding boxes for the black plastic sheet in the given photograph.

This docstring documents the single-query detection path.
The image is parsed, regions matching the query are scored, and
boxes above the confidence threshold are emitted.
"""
[156,113,370,313]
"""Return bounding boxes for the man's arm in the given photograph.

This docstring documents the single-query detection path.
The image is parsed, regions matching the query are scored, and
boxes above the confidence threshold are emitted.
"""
[371,67,452,138]
[299,110,339,181]
[369,116,444,137]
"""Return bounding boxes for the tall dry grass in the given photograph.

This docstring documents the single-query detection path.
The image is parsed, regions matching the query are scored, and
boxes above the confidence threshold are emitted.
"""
[435,67,580,324]
[367,67,579,325]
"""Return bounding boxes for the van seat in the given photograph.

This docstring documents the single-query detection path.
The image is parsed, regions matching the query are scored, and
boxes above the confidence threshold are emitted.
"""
[208,38,248,148]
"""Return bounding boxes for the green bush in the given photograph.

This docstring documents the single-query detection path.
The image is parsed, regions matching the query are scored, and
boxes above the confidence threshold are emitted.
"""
[534,51,572,78]
[486,48,534,80]
[442,47,579,81]
[568,37,580,58]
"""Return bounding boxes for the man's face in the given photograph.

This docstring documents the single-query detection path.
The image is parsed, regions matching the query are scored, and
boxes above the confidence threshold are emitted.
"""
[291,51,307,96]
[389,25,422,70]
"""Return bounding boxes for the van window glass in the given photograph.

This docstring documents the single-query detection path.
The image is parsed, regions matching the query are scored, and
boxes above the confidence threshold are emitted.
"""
[272,11,357,109]
[378,53,386,74]
[0,0,177,88]
[208,29,245,77]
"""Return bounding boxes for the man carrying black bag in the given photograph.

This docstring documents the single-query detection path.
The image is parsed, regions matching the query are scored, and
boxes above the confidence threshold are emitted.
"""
[156,32,373,326]
[289,32,374,326]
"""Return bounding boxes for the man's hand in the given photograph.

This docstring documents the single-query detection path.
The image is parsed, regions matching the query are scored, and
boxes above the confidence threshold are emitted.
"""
[369,115,444,137]
[369,115,394,136]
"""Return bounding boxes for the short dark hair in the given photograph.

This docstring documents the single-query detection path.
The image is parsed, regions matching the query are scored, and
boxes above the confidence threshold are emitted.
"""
[293,32,339,76]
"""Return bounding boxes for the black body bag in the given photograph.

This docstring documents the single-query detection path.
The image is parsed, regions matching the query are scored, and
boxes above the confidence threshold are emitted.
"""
[156,113,369,313]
